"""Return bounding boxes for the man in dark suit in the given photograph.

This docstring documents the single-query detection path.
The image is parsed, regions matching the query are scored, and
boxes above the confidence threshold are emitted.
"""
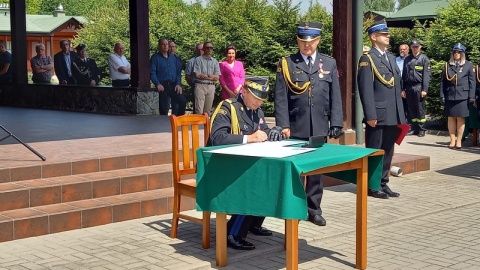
[274,22,344,227]
[357,19,406,199]
[72,44,100,86]
[54,40,78,85]
[209,76,283,250]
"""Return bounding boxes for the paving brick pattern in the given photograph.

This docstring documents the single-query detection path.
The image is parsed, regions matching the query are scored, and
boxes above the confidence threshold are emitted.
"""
[1,132,480,269]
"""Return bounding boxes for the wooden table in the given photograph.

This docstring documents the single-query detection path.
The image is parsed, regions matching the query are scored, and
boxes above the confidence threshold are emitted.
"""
[196,144,384,270]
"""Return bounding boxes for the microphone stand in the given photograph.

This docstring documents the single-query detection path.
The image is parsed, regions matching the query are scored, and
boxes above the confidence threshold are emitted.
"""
[0,125,46,161]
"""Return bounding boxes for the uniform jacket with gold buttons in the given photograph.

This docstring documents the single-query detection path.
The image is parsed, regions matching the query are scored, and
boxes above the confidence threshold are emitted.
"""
[357,49,406,126]
[209,95,270,146]
[274,51,343,139]
[440,61,476,101]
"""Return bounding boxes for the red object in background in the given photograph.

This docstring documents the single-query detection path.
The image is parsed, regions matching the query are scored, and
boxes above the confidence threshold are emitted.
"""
[395,124,410,145]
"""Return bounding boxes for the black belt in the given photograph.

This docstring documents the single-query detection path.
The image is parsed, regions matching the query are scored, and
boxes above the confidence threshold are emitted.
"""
[196,82,215,85]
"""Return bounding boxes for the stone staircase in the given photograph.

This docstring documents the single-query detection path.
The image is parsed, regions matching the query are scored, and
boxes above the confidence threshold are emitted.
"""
[0,150,194,243]
[0,133,430,243]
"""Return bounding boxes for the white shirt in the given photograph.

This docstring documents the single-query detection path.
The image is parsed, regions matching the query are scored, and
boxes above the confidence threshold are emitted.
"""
[108,53,131,80]
[300,51,317,67]
[396,56,406,76]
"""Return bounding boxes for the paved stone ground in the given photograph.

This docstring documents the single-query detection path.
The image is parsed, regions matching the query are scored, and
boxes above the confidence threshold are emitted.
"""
[1,132,480,270]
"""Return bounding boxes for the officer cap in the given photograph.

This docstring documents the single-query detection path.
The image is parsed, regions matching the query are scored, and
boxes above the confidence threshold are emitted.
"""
[244,76,269,100]
[409,39,422,47]
[76,44,86,51]
[297,22,322,42]
[451,43,466,52]
[366,19,389,35]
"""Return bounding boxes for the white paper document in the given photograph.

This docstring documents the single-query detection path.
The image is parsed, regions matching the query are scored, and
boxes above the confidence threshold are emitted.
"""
[206,141,315,158]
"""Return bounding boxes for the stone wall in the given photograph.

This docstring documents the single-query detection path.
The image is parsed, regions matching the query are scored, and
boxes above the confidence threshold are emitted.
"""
[0,84,159,115]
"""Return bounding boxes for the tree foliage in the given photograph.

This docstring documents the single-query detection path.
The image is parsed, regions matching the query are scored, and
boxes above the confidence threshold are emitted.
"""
[397,0,414,10]
[363,0,396,12]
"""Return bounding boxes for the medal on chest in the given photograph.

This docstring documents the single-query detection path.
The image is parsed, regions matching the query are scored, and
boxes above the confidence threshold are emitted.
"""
[318,62,324,78]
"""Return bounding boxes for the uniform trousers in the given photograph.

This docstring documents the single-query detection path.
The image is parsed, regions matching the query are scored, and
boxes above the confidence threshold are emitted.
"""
[291,136,324,217]
[227,215,265,239]
[406,84,426,132]
[305,174,324,216]
[365,125,397,187]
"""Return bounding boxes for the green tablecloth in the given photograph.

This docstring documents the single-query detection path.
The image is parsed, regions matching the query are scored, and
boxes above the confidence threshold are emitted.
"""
[196,143,383,220]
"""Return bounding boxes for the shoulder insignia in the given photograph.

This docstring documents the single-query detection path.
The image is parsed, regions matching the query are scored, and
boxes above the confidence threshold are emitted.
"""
[359,62,369,67]
[277,66,282,73]
[319,53,333,59]
[218,108,227,115]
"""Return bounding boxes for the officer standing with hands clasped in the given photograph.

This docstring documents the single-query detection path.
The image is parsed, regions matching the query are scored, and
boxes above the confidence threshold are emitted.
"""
[274,22,344,226]
[357,19,406,199]
[402,39,431,137]
[209,76,283,250]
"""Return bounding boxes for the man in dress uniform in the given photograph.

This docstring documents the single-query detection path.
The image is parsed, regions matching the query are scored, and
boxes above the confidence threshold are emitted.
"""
[401,39,431,137]
[209,76,283,250]
[72,44,100,86]
[274,22,344,226]
[357,20,406,199]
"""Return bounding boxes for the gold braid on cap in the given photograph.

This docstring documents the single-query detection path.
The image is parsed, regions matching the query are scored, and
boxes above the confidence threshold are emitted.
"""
[210,100,240,135]
[281,57,310,95]
[444,62,458,85]
[245,80,268,100]
[365,54,394,87]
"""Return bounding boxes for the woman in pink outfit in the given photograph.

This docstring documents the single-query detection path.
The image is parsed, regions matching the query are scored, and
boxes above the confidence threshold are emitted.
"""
[219,45,246,100]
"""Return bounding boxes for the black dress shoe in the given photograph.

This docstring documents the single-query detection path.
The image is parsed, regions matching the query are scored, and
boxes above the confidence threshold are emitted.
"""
[418,130,426,137]
[368,189,389,199]
[382,185,400,197]
[309,214,326,226]
[227,235,255,250]
[249,226,272,236]
[406,130,415,136]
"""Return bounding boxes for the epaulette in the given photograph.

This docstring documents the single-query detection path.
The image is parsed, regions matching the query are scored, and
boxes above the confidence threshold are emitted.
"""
[319,53,334,59]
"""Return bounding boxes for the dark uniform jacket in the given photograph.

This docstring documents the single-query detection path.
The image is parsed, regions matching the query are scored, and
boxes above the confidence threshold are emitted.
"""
[54,51,78,83]
[275,51,343,139]
[402,53,431,91]
[357,49,406,126]
[476,65,480,96]
[72,58,100,85]
[440,61,476,101]
[209,95,270,146]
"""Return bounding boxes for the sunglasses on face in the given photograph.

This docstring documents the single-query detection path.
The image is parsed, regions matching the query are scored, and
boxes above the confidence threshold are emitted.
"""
[204,46,213,49]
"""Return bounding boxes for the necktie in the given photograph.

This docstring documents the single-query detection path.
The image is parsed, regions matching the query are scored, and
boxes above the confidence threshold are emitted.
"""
[307,56,313,70]
[383,53,389,63]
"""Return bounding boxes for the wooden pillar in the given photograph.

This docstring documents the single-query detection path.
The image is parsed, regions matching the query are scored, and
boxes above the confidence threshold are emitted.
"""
[129,0,150,89]
[332,0,354,129]
[10,0,28,84]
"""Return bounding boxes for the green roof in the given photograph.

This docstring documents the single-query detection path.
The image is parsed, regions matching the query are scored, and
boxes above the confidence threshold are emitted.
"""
[0,13,85,34]
[371,11,393,18]
[388,0,448,21]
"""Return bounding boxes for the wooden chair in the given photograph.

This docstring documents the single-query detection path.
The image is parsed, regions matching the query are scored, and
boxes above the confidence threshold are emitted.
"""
[169,113,211,249]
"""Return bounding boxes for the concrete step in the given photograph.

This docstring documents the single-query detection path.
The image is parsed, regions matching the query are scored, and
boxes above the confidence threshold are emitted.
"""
[0,150,173,183]
[0,188,196,242]
[324,151,430,187]
[0,164,173,212]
